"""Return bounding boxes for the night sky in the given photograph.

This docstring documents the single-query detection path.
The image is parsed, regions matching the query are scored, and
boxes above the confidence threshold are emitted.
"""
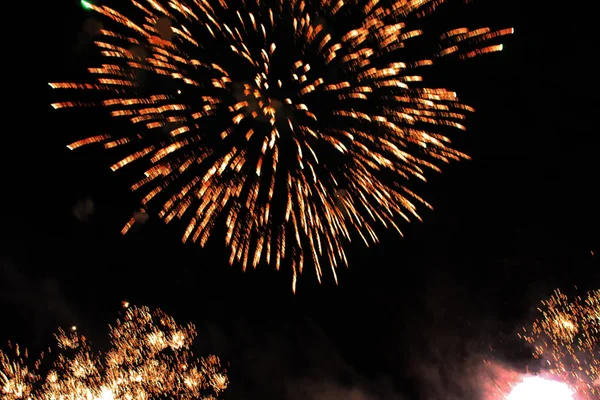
[2,1,598,399]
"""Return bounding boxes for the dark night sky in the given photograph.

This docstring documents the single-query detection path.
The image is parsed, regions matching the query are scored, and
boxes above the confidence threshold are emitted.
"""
[2,1,598,399]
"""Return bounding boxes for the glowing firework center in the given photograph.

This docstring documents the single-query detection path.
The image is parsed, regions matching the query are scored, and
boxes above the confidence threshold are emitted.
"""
[507,376,574,400]
[233,76,289,128]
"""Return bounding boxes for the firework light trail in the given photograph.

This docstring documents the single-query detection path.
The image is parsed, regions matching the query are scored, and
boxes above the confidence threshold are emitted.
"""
[1,304,228,399]
[50,0,512,291]
[517,289,599,399]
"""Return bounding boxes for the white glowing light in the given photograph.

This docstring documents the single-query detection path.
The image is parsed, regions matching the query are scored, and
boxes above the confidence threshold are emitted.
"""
[95,387,115,400]
[507,376,574,400]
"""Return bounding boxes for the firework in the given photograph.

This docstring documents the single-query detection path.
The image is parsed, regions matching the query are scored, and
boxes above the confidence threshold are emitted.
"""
[1,304,228,399]
[518,289,599,399]
[50,0,512,291]
[506,376,574,400]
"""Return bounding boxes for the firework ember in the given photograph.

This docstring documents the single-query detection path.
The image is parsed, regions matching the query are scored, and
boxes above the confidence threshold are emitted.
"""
[50,0,512,291]
[518,289,599,399]
[1,304,228,399]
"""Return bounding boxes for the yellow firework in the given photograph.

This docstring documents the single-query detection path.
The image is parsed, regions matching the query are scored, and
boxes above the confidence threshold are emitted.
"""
[50,0,512,291]
[519,289,600,399]
[1,304,228,399]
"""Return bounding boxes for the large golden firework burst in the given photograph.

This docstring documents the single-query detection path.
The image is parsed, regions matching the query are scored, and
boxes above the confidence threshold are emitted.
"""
[50,0,512,291]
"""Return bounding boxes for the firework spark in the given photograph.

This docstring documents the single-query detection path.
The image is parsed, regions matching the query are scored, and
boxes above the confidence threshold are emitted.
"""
[50,0,512,291]
[1,304,228,399]
[518,289,599,399]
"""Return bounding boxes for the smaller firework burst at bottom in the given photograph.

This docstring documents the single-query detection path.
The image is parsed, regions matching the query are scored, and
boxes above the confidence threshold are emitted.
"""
[517,289,599,399]
[1,304,228,400]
